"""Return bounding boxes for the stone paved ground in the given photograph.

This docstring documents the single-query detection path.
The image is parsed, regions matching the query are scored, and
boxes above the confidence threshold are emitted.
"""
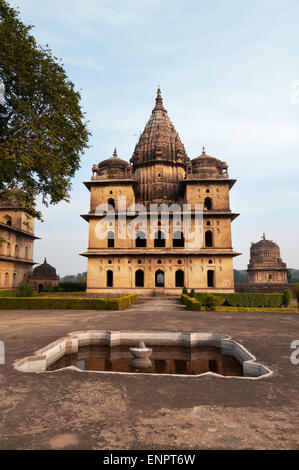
[0,298,298,450]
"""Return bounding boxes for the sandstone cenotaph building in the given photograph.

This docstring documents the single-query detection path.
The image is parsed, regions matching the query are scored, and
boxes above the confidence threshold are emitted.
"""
[81,89,240,296]
[247,234,288,284]
[0,193,39,289]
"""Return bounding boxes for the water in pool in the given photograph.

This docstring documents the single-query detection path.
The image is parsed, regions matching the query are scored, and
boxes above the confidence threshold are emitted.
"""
[48,344,243,376]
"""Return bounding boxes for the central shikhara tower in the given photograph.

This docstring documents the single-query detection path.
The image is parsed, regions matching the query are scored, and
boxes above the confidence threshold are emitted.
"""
[81,89,240,295]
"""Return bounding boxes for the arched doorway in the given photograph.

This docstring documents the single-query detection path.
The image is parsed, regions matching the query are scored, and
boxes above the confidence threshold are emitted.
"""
[107,270,113,287]
[135,231,146,248]
[155,270,164,287]
[173,231,185,248]
[107,269,113,287]
[207,270,214,287]
[154,231,165,248]
[108,198,115,209]
[108,231,115,248]
[205,230,213,247]
[204,197,212,210]
[4,272,9,288]
[38,283,44,293]
[135,269,144,287]
[175,270,184,287]
[13,273,17,288]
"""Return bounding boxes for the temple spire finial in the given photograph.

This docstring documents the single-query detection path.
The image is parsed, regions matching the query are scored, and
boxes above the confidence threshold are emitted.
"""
[113,148,118,159]
[153,86,166,113]
[262,233,266,240]
[202,146,206,155]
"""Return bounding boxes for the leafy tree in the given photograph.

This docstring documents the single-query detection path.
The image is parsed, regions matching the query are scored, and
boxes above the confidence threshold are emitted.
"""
[0,0,90,219]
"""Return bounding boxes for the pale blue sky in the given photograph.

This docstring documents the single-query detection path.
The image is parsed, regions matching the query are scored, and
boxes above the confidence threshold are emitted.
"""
[9,0,299,275]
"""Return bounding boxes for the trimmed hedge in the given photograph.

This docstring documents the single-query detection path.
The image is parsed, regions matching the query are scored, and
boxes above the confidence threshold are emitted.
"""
[0,294,138,311]
[222,293,283,308]
[216,306,298,313]
[182,292,291,311]
[0,290,16,297]
[193,293,224,310]
[181,294,202,311]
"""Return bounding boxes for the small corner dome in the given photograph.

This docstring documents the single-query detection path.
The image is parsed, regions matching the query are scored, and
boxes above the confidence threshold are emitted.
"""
[98,148,130,169]
[191,147,228,178]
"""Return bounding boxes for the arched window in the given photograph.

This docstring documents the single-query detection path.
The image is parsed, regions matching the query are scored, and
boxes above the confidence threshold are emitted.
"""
[14,244,19,257]
[173,231,184,248]
[207,270,214,287]
[108,198,115,209]
[175,270,184,287]
[25,246,29,259]
[6,242,11,256]
[4,272,9,288]
[157,259,162,264]
[204,197,212,210]
[108,231,115,248]
[13,273,17,288]
[4,215,12,226]
[107,270,113,287]
[154,230,165,248]
[205,230,213,247]
[207,220,211,226]
[136,231,146,248]
[208,259,213,264]
[155,270,164,287]
[135,270,144,287]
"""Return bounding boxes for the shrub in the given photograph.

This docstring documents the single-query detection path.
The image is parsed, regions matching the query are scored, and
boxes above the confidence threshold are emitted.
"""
[182,287,188,295]
[282,289,292,307]
[190,289,196,298]
[15,283,37,297]
[181,294,202,310]
[195,293,224,311]
[0,294,138,310]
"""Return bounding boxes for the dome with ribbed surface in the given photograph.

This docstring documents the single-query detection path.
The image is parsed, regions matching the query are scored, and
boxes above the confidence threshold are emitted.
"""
[99,148,130,169]
[249,235,285,267]
[191,147,228,178]
[131,88,189,167]
[31,258,59,279]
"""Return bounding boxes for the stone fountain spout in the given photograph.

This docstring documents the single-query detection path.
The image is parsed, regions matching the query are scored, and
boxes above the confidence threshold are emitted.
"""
[129,341,153,369]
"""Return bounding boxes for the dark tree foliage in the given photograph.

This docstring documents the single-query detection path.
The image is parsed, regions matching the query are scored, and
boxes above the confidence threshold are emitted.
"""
[0,0,90,219]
